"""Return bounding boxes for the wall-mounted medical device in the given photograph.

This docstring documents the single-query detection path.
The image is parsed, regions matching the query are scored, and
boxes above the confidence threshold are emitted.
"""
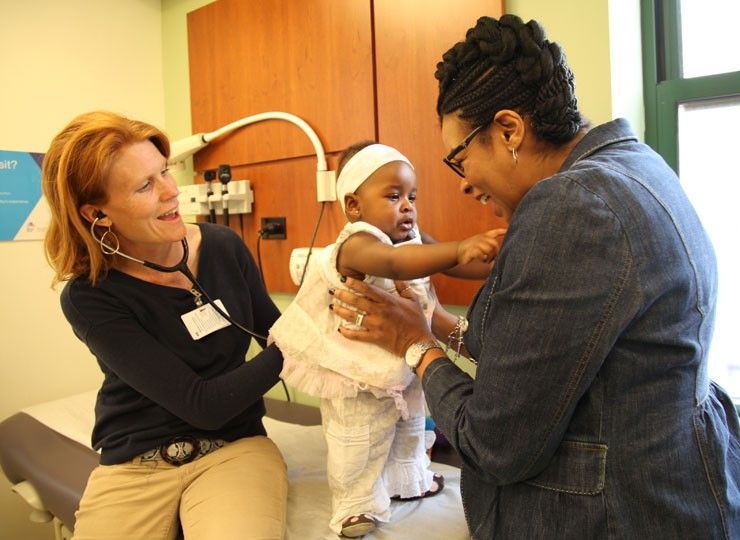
[167,111,336,203]
[288,247,325,286]
[178,179,254,217]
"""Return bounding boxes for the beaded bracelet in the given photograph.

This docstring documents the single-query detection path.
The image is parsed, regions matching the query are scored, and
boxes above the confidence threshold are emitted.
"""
[445,315,468,360]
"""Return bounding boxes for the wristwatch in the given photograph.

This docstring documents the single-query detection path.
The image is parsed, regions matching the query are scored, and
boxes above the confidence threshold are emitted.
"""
[405,340,441,371]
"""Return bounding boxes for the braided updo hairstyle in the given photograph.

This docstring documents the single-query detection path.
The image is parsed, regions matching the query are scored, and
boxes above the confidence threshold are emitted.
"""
[436,15,583,144]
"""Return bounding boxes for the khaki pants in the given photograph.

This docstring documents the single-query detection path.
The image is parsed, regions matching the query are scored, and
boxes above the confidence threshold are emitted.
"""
[73,436,287,540]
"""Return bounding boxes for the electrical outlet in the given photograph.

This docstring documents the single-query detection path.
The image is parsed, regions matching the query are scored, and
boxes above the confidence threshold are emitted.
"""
[261,217,286,239]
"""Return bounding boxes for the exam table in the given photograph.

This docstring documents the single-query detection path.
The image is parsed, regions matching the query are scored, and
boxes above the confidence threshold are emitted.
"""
[0,391,465,540]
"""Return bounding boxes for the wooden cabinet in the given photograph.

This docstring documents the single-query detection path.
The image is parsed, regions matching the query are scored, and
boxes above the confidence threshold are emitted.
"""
[373,0,505,302]
[187,0,504,304]
[188,0,376,165]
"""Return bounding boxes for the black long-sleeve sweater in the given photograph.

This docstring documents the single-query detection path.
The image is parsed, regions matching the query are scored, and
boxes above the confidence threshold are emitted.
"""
[61,223,283,464]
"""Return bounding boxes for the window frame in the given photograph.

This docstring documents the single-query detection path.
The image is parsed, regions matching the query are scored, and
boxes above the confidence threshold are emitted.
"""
[641,0,740,171]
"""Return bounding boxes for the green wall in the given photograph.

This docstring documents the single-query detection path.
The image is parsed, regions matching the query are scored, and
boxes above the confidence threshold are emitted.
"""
[161,0,215,186]
[506,0,613,126]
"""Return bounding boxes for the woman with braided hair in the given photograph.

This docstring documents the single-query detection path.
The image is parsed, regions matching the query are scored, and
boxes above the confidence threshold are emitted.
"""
[329,14,740,539]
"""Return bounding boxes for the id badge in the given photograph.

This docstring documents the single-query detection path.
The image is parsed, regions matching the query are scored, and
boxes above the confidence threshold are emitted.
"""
[181,299,231,340]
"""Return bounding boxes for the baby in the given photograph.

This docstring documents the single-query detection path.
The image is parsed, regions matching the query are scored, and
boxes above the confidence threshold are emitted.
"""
[270,142,503,537]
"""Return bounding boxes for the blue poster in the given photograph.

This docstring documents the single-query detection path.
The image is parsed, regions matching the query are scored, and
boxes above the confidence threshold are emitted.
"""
[0,150,48,241]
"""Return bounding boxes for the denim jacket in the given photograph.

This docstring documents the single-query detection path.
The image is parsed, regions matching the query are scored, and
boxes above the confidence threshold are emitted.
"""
[424,119,740,539]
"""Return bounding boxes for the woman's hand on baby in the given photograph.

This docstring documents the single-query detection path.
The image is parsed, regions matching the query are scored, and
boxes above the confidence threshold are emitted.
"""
[457,228,507,264]
[330,278,433,357]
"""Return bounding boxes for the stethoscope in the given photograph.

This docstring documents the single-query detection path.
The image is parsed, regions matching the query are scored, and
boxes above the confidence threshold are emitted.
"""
[90,213,266,341]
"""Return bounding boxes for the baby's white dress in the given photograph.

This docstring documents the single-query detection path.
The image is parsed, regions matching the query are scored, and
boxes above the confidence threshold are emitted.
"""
[270,220,434,418]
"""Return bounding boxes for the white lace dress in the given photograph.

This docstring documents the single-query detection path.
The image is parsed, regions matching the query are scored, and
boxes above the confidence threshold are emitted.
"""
[269,220,434,417]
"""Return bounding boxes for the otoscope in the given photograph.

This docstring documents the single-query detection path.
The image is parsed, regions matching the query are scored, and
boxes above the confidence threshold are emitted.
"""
[217,164,231,227]
[203,169,217,224]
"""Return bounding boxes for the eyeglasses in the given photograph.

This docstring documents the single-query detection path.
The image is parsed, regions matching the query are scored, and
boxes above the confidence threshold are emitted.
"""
[442,124,486,178]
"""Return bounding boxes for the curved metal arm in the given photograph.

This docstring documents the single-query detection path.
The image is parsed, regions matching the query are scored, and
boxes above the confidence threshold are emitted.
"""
[204,111,328,171]
[168,111,336,201]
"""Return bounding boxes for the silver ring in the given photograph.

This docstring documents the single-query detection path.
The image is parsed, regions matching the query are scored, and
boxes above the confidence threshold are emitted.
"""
[354,312,365,327]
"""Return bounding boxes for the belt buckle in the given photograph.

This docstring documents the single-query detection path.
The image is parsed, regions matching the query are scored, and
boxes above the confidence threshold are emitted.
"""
[160,436,200,466]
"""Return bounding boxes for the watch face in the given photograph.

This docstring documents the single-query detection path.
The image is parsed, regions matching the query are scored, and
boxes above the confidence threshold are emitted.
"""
[405,343,421,368]
[406,341,438,369]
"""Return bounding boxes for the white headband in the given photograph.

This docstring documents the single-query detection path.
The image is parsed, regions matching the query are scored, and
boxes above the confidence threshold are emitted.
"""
[336,144,413,211]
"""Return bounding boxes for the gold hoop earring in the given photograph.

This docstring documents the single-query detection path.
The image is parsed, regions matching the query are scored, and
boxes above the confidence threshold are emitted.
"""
[511,148,519,164]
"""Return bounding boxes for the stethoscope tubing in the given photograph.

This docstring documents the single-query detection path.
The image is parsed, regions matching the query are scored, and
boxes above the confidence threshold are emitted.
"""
[90,217,267,341]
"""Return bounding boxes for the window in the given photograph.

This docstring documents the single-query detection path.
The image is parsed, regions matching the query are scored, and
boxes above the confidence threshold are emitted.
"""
[642,0,740,400]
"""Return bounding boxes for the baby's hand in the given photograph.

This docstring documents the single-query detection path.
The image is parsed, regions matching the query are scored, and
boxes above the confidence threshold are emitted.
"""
[456,228,507,264]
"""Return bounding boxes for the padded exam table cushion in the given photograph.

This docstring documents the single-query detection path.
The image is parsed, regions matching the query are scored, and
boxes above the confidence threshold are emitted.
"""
[0,411,98,529]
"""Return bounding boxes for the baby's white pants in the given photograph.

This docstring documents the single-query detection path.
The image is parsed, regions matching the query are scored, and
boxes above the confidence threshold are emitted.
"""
[319,377,434,534]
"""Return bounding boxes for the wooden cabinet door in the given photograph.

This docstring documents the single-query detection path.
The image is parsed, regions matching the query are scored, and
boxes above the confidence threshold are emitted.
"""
[374,1,506,305]
[187,0,376,170]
